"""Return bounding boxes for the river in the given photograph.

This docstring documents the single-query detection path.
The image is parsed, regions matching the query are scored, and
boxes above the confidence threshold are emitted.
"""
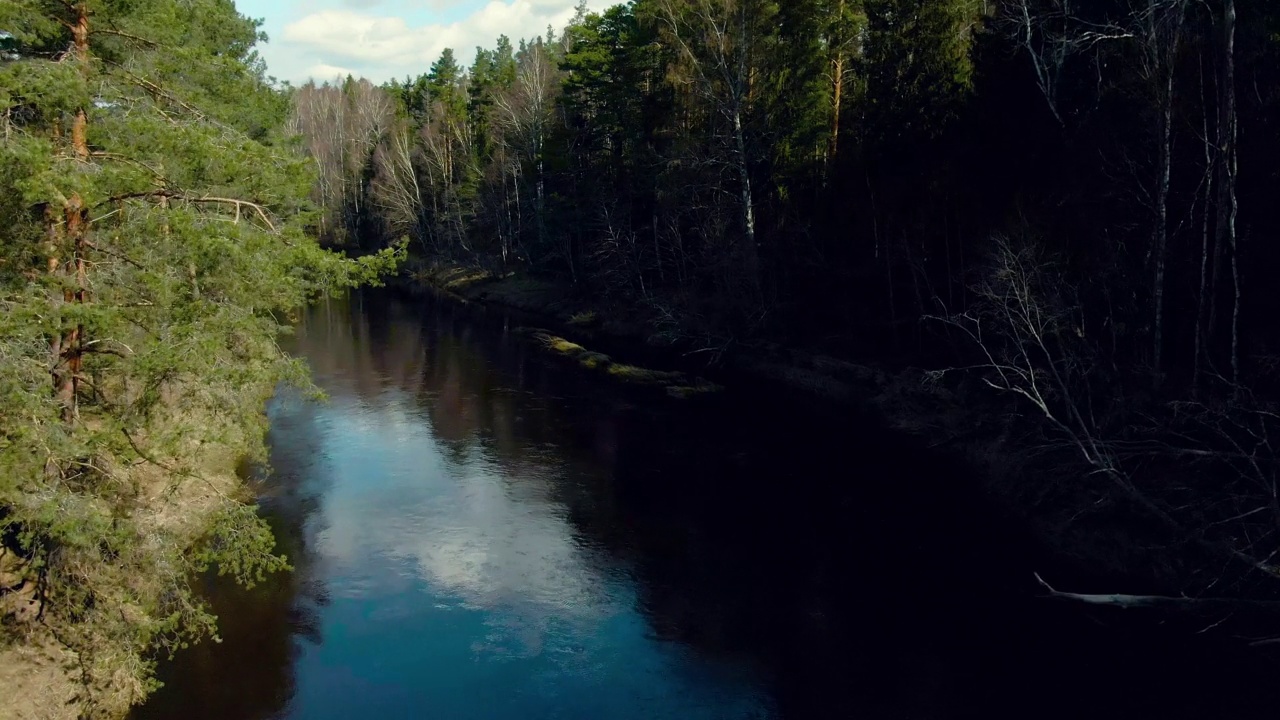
[135,289,1280,719]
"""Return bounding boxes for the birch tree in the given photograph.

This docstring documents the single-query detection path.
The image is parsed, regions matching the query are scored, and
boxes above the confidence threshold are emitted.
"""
[652,0,768,292]
[494,39,560,269]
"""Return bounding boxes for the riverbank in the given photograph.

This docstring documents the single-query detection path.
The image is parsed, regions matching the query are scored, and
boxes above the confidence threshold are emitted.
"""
[415,265,912,406]
[0,401,280,720]
[416,264,981,435]
[412,264,1267,604]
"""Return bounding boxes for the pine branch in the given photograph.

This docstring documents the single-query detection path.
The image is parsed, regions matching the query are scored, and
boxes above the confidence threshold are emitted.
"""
[90,28,162,49]
[98,191,279,233]
[98,58,238,136]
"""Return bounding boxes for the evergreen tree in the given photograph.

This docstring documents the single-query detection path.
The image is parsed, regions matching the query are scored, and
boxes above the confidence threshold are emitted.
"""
[558,4,669,292]
[0,1,398,712]
[469,47,498,160]
[428,47,467,119]
[494,34,519,86]
[862,0,976,143]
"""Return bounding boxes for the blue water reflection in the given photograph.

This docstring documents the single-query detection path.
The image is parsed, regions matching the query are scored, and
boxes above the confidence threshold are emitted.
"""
[261,334,773,719]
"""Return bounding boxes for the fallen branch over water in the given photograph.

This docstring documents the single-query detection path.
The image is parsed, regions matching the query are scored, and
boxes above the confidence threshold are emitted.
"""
[1034,572,1280,611]
[1033,573,1188,608]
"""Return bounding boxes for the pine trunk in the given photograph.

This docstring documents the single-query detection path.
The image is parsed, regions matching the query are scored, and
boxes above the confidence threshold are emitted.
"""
[829,0,846,165]
[52,3,92,420]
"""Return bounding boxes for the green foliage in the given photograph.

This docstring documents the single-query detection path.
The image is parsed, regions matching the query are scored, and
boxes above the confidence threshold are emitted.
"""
[193,503,291,589]
[428,47,468,121]
[494,35,518,85]
[0,0,399,713]
[862,0,977,143]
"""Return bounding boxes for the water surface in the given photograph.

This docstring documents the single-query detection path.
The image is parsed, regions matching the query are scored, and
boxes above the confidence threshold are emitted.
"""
[137,290,1280,720]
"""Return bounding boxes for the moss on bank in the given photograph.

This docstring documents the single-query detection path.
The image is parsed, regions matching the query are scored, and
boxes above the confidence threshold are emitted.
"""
[605,363,686,385]
[524,329,722,396]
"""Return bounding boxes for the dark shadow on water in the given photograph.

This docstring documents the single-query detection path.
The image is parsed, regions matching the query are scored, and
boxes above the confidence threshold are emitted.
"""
[136,289,1280,720]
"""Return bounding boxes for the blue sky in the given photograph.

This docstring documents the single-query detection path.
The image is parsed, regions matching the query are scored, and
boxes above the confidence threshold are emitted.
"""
[235,0,612,85]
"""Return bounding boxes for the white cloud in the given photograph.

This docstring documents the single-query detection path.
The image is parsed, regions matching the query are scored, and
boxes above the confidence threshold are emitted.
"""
[266,0,614,84]
[307,395,623,652]
[307,61,360,79]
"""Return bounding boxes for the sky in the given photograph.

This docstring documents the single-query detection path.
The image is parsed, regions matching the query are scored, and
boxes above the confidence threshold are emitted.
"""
[235,0,614,85]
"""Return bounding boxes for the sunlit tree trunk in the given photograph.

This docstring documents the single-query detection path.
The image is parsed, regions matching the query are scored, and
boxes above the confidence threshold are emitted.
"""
[54,1,92,422]
[828,0,849,167]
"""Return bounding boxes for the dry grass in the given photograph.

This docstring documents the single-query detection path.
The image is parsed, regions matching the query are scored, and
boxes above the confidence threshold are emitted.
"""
[1,401,260,719]
[566,310,598,327]
[534,333,614,371]
[538,333,587,357]
[442,269,492,290]
[0,639,81,720]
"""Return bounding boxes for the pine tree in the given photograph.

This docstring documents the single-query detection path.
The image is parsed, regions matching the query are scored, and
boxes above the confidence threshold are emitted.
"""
[469,47,498,160]
[862,0,977,143]
[0,1,398,713]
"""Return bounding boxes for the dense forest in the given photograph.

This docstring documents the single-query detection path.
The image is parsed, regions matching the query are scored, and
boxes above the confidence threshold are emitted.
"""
[292,0,1280,605]
[4,0,1280,715]
[0,1,396,716]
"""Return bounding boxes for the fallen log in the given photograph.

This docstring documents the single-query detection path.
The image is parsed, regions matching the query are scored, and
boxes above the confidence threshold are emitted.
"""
[1033,573,1280,611]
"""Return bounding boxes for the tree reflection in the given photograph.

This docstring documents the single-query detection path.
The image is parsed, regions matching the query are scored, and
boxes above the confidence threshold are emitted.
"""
[143,289,1280,720]
[136,290,986,719]
[131,411,330,720]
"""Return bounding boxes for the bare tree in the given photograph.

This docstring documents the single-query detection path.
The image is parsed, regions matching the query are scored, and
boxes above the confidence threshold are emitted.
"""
[343,79,395,230]
[289,79,393,242]
[494,41,560,272]
[932,236,1280,600]
[289,82,347,236]
[1218,0,1240,384]
[417,97,477,253]
[1139,0,1189,375]
[1006,0,1135,126]
[1194,47,1215,385]
[927,238,1118,478]
[371,123,425,246]
[657,0,762,293]
[1008,0,1194,375]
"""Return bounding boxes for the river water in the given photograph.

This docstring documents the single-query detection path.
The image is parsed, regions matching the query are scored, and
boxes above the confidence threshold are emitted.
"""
[135,289,1280,720]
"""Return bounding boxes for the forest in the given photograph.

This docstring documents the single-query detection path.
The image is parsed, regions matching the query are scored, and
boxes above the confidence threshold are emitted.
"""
[4,0,1280,716]
[292,0,1280,607]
